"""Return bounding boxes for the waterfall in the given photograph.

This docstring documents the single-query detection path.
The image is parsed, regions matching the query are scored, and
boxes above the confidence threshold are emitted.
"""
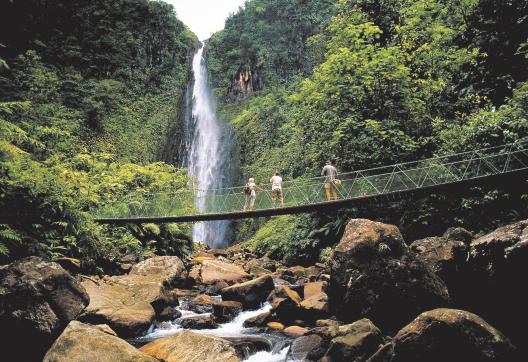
[185,44,231,248]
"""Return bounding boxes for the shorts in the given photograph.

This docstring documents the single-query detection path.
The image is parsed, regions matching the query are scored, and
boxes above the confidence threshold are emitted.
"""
[324,182,336,189]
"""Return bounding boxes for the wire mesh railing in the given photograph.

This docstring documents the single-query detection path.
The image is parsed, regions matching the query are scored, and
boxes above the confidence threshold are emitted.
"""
[91,138,528,220]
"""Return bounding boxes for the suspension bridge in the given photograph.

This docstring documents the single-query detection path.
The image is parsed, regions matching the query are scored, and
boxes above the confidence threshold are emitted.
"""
[93,138,528,224]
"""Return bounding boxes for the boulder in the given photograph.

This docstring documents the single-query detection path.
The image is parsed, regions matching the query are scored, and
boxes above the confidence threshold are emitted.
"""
[187,294,218,313]
[140,331,239,362]
[268,285,303,323]
[300,282,329,321]
[179,314,218,329]
[288,334,325,361]
[328,219,449,332]
[284,325,309,337]
[79,256,185,337]
[463,220,528,350]
[190,259,249,285]
[443,227,473,244]
[410,236,467,295]
[43,321,156,362]
[221,275,275,309]
[158,306,181,321]
[243,311,272,328]
[324,319,384,362]
[0,257,89,361]
[267,322,285,331]
[222,336,272,359]
[213,300,243,323]
[387,309,517,362]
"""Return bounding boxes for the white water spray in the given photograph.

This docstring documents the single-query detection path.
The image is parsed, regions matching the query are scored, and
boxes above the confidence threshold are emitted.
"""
[187,45,230,248]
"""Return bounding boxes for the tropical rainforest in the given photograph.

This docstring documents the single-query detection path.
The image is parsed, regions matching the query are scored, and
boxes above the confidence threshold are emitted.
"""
[0,0,198,271]
[1,0,528,268]
[207,0,528,264]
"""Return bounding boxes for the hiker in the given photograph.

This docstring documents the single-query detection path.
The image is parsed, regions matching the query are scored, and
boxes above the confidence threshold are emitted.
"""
[243,177,265,211]
[321,160,339,201]
[270,172,284,208]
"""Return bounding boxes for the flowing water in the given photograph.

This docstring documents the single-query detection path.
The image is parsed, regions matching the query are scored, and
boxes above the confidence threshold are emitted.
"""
[184,44,233,248]
[137,302,293,361]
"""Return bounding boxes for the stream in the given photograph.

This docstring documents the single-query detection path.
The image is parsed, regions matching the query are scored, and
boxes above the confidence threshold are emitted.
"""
[135,299,293,361]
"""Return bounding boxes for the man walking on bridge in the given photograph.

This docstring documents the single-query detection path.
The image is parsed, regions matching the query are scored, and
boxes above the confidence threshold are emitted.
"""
[270,172,284,208]
[321,160,338,201]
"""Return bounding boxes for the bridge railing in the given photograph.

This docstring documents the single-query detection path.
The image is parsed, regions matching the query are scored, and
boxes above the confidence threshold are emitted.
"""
[91,138,528,220]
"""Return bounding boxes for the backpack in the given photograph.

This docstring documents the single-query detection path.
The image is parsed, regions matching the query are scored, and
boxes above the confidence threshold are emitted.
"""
[244,183,252,195]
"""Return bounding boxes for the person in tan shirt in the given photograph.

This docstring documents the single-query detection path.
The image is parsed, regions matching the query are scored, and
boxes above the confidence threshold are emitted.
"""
[321,160,338,201]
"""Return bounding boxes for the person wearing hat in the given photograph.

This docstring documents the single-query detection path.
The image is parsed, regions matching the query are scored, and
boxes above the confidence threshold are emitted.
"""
[321,160,338,201]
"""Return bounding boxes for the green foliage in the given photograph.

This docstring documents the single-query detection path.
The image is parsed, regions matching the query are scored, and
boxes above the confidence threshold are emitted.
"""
[210,0,528,255]
[207,0,338,96]
[0,1,197,270]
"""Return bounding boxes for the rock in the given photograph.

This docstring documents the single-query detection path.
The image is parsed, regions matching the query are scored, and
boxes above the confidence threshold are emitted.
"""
[410,236,467,290]
[222,336,272,359]
[56,257,81,273]
[443,227,473,244]
[463,220,528,350]
[243,311,272,328]
[206,280,229,294]
[221,275,275,309]
[187,294,218,313]
[151,290,179,315]
[267,322,285,331]
[190,259,249,285]
[328,219,449,332]
[284,325,309,337]
[268,285,303,322]
[43,321,156,362]
[300,282,329,321]
[324,319,384,362]
[213,300,243,323]
[276,265,321,284]
[316,319,342,328]
[79,256,185,337]
[288,334,325,361]
[158,306,182,321]
[388,308,517,362]
[0,257,89,361]
[244,256,278,274]
[140,331,239,362]
[179,314,218,329]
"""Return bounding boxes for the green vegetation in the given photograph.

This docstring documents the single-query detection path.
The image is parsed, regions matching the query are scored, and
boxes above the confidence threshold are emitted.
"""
[0,0,198,270]
[208,0,528,263]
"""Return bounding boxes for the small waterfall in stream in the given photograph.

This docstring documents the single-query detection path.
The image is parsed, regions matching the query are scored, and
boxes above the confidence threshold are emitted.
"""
[184,44,233,248]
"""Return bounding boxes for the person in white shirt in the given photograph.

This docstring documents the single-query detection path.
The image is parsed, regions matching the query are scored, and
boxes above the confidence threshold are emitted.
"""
[270,172,284,208]
[321,160,338,201]
[243,178,265,211]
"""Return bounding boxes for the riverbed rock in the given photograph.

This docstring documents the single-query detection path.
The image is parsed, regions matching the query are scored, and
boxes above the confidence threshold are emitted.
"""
[300,282,329,321]
[158,306,181,321]
[187,294,218,313]
[324,319,384,362]
[43,321,156,362]
[284,325,309,337]
[288,334,325,361]
[328,219,449,332]
[140,331,240,362]
[267,321,285,331]
[190,259,249,285]
[387,308,518,362]
[213,300,243,323]
[79,256,185,337]
[243,311,272,328]
[222,336,272,359]
[179,314,218,329]
[0,257,89,361]
[268,285,303,322]
[221,274,275,309]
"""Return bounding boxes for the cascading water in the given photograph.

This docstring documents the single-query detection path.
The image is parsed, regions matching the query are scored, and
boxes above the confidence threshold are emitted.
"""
[185,44,232,248]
